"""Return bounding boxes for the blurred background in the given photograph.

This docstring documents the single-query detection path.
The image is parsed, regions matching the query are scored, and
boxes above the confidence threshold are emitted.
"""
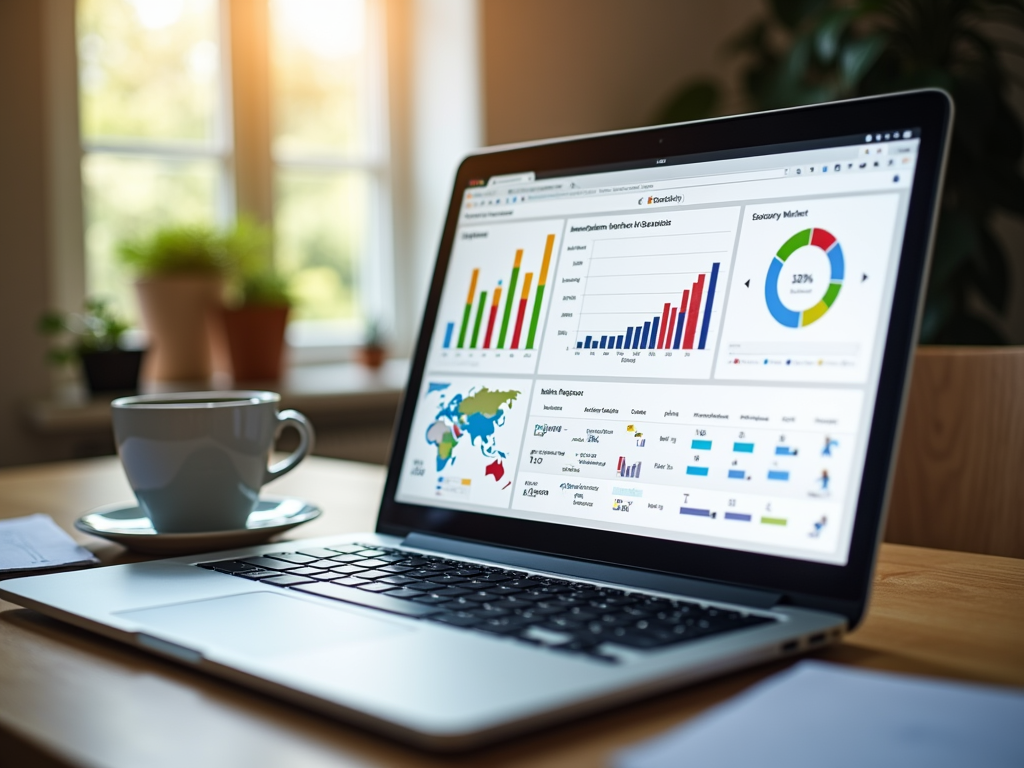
[2,0,1023,470]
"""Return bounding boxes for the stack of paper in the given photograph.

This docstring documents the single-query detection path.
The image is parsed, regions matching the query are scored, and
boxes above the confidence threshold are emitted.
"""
[0,514,99,573]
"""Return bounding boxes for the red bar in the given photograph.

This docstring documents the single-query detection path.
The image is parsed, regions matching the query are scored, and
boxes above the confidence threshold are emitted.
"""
[483,304,499,348]
[657,303,671,348]
[665,307,677,348]
[811,228,836,251]
[617,456,624,472]
[682,274,706,349]
[511,299,528,348]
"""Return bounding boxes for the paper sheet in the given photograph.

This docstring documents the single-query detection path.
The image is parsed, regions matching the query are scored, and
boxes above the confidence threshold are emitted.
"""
[0,514,99,572]
[616,660,1024,768]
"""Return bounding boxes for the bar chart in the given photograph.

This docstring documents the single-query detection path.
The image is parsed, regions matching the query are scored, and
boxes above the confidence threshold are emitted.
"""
[442,233,554,352]
[575,263,721,352]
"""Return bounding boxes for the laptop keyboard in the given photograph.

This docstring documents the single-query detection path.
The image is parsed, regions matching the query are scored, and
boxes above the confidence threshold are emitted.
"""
[198,543,772,663]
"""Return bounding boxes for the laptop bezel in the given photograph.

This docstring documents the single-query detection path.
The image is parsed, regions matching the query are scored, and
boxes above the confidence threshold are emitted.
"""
[376,90,952,627]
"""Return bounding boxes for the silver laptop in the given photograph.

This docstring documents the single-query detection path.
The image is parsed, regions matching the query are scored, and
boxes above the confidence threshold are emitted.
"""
[2,91,952,750]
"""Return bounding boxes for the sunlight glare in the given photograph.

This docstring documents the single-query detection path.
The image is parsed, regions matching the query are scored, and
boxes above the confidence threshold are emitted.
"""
[272,0,364,59]
[129,0,185,29]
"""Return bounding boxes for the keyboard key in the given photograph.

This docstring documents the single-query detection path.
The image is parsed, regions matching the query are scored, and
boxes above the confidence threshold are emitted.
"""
[425,573,468,585]
[329,564,368,575]
[292,582,443,617]
[236,569,280,580]
[430,612,482,628]
[261,574,315,586]
[328,554,366,563]
[205,560,258,574]
[355,558,388,569]
[412,594,452,605]
[382,588,425,600]
[240,557,300,571]
[295,548,342,559]
[475,572,512,583]
[429,587,472,598]
[357,582,400,593]
[452,568,483,577]
[290,567,328,577]
[357,570,392,581]
[403,581,441,591]
[505,579,544,590]
[302,559,341,569]
[398,557,430,567]
[380,574,417,586]
[266,553,318,565]
[379,564,413,574]
[374,554,408,563]
[327,544,369,554]
[331,577,371,587]
[355,549,387,558]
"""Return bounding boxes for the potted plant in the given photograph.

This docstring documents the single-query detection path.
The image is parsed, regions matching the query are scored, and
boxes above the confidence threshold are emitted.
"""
[357,319,387,369]
[222,268,294,381]
[118,223,233,381]
[39,298,144,394]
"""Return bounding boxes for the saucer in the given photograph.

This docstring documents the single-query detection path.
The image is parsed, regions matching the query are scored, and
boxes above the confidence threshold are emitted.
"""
[75,497,322,556]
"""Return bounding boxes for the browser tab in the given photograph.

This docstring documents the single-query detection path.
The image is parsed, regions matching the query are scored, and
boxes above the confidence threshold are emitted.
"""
[488,172,535,187]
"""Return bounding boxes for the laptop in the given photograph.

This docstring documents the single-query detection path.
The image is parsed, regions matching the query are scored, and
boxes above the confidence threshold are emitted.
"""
[1,90,951,750]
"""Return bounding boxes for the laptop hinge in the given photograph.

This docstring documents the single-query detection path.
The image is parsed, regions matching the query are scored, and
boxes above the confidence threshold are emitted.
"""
[401,533,782,609]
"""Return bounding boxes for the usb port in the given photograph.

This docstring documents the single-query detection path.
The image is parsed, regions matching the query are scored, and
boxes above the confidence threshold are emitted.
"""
[781,640,799,653]
[808,633,826,646]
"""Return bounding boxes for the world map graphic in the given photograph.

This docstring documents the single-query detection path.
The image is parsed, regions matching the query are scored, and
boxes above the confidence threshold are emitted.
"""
[424,383,521,483]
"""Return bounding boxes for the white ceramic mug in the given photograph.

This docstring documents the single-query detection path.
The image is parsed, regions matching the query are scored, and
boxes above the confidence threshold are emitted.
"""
[111,391,315,533]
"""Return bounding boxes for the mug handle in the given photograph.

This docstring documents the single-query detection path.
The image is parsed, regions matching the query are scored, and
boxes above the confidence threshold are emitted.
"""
[264,409,316,484]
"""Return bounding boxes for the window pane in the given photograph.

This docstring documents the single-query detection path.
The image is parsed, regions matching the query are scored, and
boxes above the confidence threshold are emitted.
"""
[83,154,220,321]
[270,0,369,156]
[275,169,368,323]
[78,0,221,143]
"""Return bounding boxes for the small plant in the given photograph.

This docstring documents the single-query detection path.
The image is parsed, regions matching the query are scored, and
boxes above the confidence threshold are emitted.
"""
[118,223,233,277]
[39,298,131,364]
[238,269,293,308]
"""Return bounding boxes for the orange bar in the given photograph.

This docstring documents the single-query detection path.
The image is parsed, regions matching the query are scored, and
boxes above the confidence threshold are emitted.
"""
[514,249,523,268]
[465,268,480,305]
[538,234,554,286]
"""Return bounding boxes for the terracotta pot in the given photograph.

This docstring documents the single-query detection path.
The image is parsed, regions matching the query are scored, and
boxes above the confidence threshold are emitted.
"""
[221,305,290,382]
[134,275,223,382]
[357,344,387,369]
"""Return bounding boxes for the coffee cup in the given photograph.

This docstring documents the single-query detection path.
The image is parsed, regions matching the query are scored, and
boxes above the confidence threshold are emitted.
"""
[110,391,315,533]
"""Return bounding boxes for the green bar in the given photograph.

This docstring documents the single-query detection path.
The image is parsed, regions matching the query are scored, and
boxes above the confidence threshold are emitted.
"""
[776,228,811,262]
[525,284,546,349]
[497,266,520,349]
[760,516,787,526]
[457,303,472,348]
[470,291,488,348]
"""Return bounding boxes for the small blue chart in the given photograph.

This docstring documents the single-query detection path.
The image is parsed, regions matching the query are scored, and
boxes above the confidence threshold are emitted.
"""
[765,228,845,328]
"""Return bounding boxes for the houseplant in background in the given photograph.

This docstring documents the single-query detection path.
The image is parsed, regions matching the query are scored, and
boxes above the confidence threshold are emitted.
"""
[657,0,1024,344]
[222,268,294,382]
[118,223,233,381]
[39,298,144,394]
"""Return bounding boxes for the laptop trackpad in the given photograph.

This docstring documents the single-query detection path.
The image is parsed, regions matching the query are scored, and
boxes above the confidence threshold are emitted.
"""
[118,591,411,658]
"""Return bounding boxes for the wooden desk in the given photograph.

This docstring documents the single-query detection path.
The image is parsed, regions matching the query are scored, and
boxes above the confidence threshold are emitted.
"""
[1,457,1022,768]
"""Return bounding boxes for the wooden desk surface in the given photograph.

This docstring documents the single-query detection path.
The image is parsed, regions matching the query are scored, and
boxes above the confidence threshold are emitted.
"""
[1,457,1022,768]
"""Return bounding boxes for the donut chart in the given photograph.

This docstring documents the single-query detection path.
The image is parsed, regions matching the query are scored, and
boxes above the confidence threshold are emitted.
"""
[765,228,844,328]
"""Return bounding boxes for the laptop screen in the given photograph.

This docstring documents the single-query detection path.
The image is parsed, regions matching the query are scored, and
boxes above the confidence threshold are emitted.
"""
[395,129,923,567]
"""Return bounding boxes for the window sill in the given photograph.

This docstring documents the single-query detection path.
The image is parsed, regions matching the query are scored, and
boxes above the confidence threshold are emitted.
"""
[27,359,409,436]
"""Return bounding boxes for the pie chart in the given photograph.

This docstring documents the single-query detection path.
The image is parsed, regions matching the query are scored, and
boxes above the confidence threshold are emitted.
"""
[765,228,844,328]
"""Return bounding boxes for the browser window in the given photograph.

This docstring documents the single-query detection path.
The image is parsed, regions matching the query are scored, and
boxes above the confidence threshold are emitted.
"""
[395,131,921,566]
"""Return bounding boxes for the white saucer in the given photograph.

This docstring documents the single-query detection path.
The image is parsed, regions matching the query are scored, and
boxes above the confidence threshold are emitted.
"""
[75,497,322,556]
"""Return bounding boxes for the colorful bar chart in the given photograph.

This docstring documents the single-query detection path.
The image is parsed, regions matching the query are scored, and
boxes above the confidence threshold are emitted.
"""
[445,235,555,351]
[575,263,721,351]
[617,456,641,478]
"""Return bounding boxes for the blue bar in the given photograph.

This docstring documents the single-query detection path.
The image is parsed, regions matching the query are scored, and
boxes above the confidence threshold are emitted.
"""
[733,442,755,453]
[673,312,686,348]
[725,512,752,522]
[686,466,709,476]
[680,507,712,517]
[691,439,712,450]
[775,446,797,456]
[697,262,720,350]
[625,327,633,348]
[585,335,593,349]
[768,470,790,481]
[443,322,454,348]
[576,341,583,348]
[616,335,623,349]
[633,326,643,349]
[640,321,651,348]
[728,469,745,479]
[649,317,660,349]
[600,336,607,349]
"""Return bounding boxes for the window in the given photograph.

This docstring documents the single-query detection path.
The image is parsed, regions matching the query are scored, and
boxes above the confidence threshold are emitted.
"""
[76,0,390,350]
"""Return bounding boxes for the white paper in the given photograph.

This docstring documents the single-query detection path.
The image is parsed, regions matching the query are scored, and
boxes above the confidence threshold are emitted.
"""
[0,514,99,572]
[616,660,1024,768]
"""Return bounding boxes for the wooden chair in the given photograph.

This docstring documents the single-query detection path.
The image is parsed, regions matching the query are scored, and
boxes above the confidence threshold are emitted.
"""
[886,346,1024,558]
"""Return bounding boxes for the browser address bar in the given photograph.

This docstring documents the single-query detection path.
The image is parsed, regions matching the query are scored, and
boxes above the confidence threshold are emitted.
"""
[521,167,787,201]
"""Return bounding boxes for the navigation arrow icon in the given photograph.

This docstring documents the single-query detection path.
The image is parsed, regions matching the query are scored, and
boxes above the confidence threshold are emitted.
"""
[744,279,750,288]
[862,273,868,282]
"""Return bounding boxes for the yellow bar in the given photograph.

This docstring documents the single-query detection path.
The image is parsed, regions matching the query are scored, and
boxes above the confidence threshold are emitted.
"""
[465,268,480,305]
[513,248,523,268]
[492,287,502,307]
[520,272,534,299]
[538,234,554,286]
[460,478,471,486]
